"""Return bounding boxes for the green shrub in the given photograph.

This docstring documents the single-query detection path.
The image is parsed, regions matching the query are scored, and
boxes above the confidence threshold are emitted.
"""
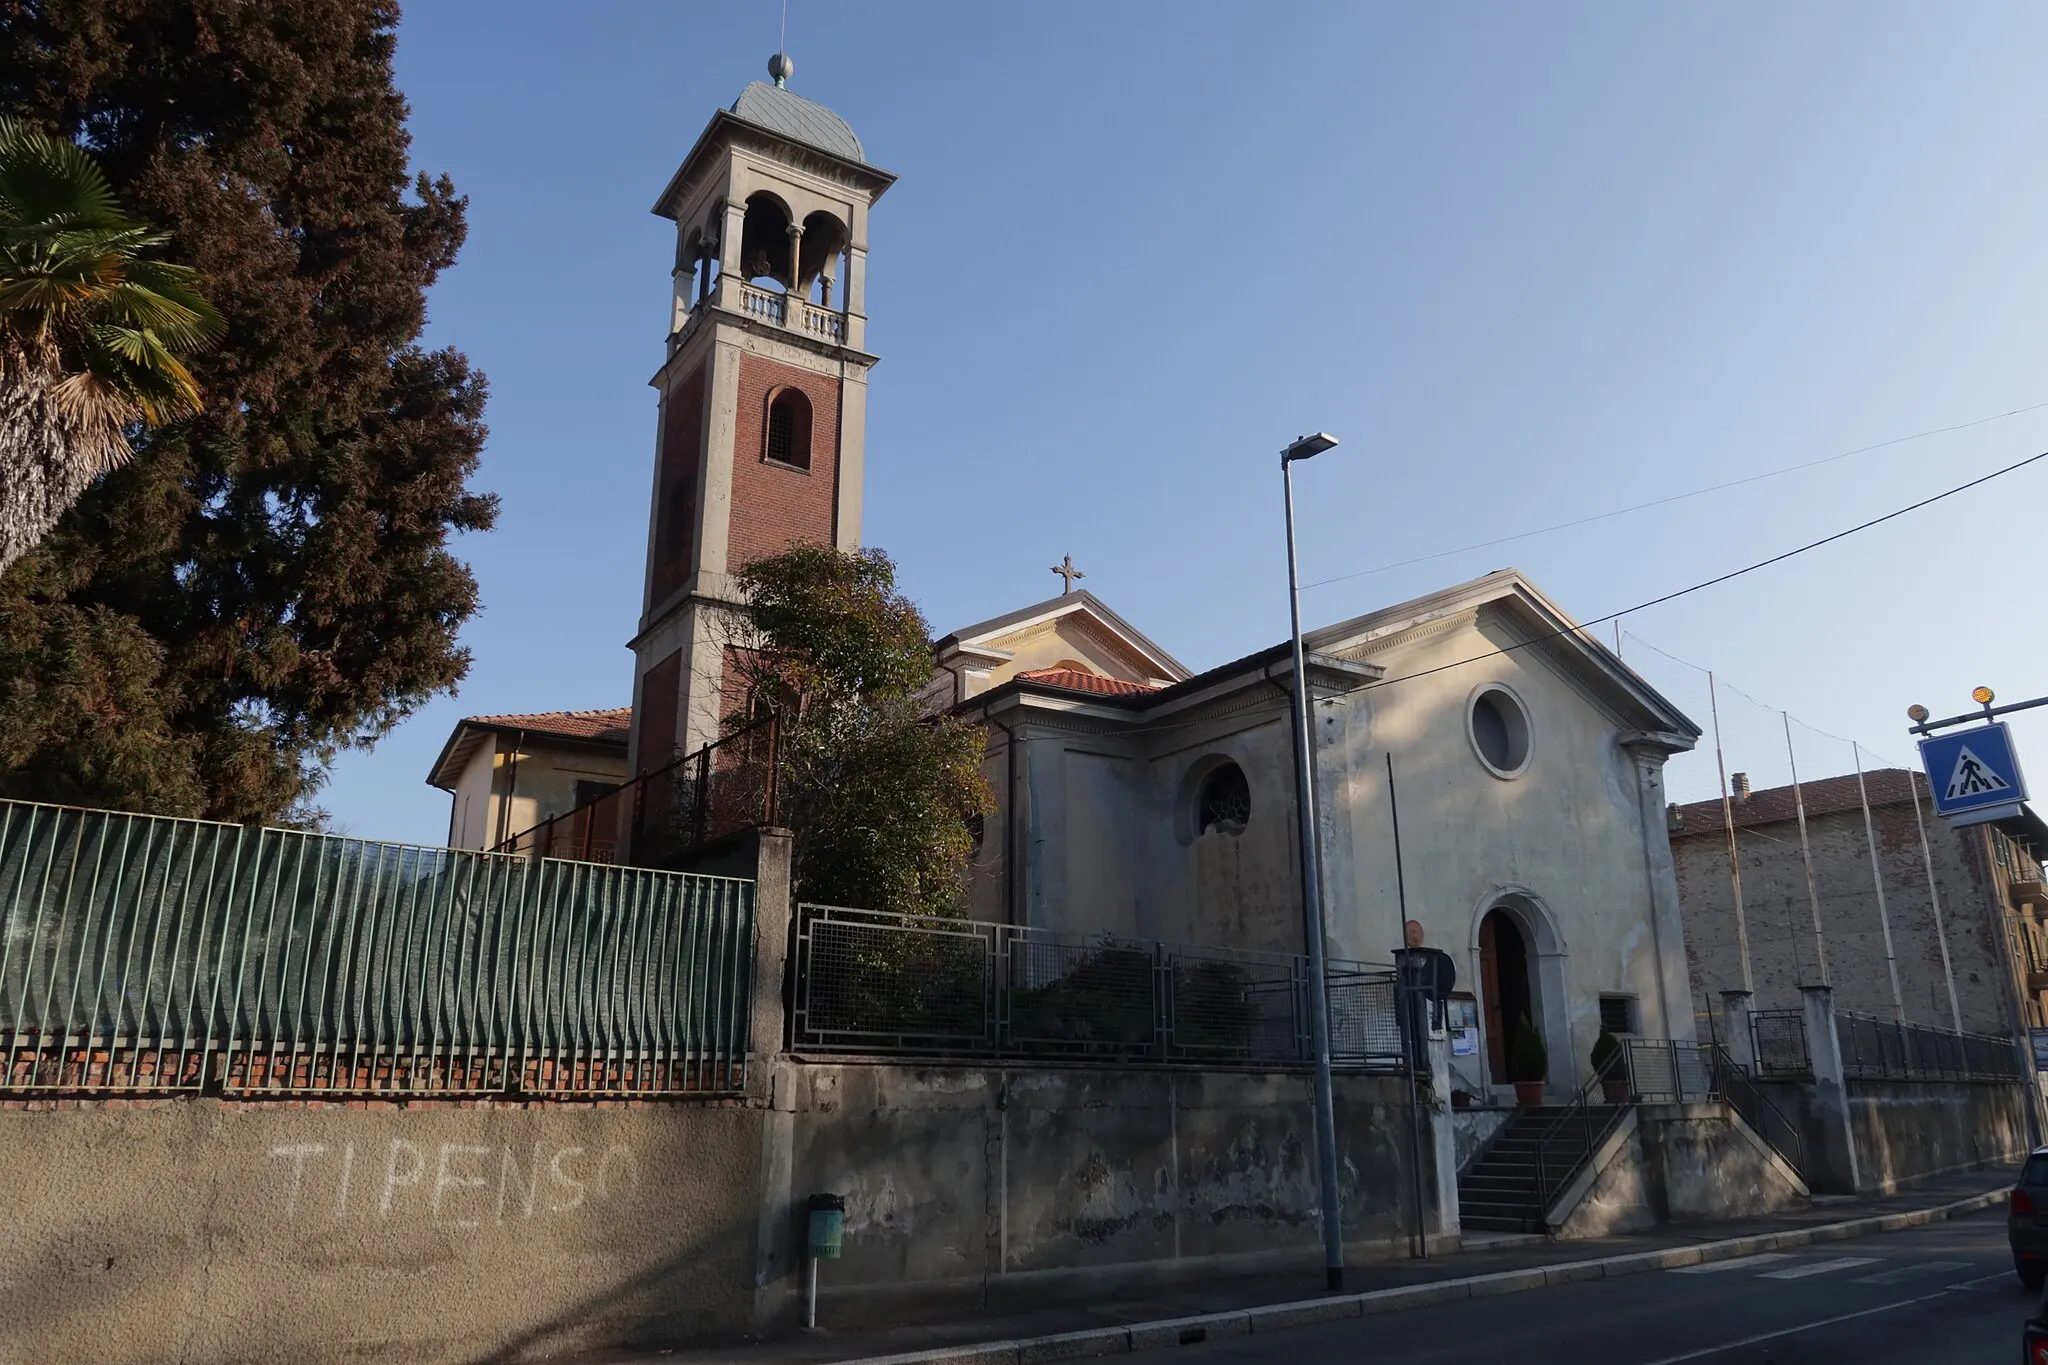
[1591,1028,1622,1074]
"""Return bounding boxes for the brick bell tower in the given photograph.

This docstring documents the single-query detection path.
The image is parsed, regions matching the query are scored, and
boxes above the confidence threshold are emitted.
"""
[628,53,895,776]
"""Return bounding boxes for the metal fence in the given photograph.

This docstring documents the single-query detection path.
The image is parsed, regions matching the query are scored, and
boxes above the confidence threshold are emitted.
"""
[790,904,1405,1069]
[1836,1010,2023,1083]
[1749,1009,1812,1078]
[1620,1039,1805,1177]
[0,799,756,1098]
[495,716,778,870]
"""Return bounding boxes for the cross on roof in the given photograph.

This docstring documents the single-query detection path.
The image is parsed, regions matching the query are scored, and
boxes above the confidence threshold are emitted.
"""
[1051,553,1085,595]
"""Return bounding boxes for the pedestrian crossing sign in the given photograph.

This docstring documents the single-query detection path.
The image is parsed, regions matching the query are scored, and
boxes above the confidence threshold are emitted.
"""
[1918,721,2028,825]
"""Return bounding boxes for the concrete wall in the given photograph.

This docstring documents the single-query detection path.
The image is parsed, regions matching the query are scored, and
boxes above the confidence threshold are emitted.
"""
[1849,1080,2031,1193]
[766,1061,1429,1321]
[0,1098,766,1365]
[1554,1103,1807,1239]
[1756,1077,2028,1194]
[0,1060,1438,1363]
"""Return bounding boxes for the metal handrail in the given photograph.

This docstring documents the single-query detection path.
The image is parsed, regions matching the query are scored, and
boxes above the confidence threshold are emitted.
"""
[1530,1050,1630,1222]
[493,714,778,869]
[1709,1043,1805,1176]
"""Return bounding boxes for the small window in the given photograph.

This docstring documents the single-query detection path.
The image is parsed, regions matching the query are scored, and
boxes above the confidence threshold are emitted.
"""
[1197,762,1251,836]
[573,780,621,809]
[1469,684,1531,777]
[1598,995,1638,1035]
[967,812,986,857]
[764,387,812,471]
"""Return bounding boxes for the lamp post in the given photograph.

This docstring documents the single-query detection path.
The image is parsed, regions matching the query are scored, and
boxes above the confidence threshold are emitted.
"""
[1281,430,1344,1291]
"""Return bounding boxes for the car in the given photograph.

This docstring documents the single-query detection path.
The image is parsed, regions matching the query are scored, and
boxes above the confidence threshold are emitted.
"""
[2012,1147,2048,1291]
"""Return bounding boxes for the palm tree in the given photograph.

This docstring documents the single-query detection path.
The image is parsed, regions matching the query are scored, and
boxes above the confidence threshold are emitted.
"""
[0,117,222,575]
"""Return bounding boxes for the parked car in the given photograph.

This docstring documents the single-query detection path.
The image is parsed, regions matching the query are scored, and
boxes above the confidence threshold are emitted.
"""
[2011,1148,2048,1291]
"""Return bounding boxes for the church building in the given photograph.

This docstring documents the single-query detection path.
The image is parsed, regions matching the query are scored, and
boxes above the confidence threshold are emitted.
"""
[433,57,1707,1102]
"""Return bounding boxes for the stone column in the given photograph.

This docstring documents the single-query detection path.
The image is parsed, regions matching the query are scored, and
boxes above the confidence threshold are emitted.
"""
[747,827,796,1104]
[1628,743,1696,1041]
[1720,990,1756,1072]
[1801,984,1862,1194]
[1428,1032,1460,1242]
[716,198,747,309]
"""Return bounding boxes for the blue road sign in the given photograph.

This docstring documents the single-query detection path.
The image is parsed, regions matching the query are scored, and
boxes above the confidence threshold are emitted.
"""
[1918,721,2028,825]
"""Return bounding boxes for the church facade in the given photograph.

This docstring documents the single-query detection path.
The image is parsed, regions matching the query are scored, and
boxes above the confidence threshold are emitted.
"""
[933,576,1703,1100]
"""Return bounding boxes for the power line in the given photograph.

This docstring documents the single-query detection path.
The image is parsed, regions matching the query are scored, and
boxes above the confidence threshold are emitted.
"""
[1300,398,2048,591]
[1114,444,2048,738]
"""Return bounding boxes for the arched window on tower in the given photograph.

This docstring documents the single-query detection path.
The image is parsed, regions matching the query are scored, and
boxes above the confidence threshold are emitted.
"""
[740,192,795,289]
[764,387,813,470]
[798,211,848,308]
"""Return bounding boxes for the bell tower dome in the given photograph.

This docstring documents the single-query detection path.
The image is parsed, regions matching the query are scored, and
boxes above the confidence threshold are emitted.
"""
[628,56,896,777]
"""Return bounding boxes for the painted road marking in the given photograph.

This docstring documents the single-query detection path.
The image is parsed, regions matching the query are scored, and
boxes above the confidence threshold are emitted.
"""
[1670,1254,1794,1274]
[1851,1260,1969,1285]
[1757,1256,1883,1279]
[1633,1288,1955,1365]
[1945,1270,2016,1291]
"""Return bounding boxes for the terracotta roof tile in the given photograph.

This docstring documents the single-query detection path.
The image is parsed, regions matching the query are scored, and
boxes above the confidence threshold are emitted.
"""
[1013,667,1160,699]
[1667,768,1928,834]
[466,707,631,746]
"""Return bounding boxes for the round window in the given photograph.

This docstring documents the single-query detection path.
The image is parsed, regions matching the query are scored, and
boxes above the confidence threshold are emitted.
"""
[1196,761,1251,836]
[1468,685,1531,777]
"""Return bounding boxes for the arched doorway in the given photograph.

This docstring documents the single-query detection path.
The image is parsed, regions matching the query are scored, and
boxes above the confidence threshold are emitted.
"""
[1479,908,1534,1085]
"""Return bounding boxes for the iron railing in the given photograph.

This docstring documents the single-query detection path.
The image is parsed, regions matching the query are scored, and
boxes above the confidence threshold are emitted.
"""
[1526,1040,1807,1220]
[789,904,1405,1069]
[1531,1050,1632,1219]
[0,799,756,1098]
[1750,1008,1812,1078]
[495,715,778,870]
[1836,1009,2023,1083]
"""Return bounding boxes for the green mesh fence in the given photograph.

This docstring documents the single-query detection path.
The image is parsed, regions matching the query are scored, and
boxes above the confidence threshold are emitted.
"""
[0,800,755,1097]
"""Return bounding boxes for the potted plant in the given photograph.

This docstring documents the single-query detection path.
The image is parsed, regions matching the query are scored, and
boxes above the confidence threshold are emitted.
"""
[1592,1029,1631,1104]
[1509,1014,1548,1107]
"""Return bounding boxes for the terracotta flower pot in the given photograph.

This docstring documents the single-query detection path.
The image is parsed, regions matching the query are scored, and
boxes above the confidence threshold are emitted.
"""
[1512,1080,1546,1107]
[1601,1078,1632,1105]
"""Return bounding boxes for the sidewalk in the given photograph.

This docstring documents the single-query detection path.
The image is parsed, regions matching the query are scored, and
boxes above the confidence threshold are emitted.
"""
[590,1166,2017,1365]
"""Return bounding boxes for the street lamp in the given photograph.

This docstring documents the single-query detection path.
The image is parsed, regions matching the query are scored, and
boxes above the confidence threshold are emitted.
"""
[1281,430,1344,1292]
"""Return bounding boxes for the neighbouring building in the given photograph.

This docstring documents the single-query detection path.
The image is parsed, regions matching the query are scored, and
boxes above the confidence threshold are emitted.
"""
[1669,768,2048,1039]
[428,708,629,851]
[936,571,1704,1103]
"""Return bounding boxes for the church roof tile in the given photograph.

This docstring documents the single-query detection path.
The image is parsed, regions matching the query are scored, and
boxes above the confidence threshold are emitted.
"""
[1013,667,1160,698]
[463,708,632,746]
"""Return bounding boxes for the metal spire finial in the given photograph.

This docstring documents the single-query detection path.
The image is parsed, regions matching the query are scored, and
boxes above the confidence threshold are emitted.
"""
[768,51,794,88]
[1051,554,1085,595]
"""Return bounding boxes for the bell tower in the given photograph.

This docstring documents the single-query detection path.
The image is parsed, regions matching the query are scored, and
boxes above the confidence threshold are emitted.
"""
[628,54,895,776]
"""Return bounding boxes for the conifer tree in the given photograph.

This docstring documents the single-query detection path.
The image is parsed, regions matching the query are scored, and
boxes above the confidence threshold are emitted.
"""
[0,1,496,823]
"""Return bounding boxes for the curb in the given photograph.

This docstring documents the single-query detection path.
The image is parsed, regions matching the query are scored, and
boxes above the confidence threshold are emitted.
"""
[825,1191,2007,1365]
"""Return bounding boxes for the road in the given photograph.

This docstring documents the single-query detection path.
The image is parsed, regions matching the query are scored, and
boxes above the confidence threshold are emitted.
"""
[1181,1208,2029,1364]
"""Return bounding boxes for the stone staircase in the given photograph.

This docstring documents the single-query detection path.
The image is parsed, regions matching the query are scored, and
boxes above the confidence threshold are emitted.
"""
[1458,1105,1619,1234]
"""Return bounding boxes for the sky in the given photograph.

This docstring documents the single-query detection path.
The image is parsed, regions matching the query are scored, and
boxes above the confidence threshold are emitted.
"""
[326,1,2048,842]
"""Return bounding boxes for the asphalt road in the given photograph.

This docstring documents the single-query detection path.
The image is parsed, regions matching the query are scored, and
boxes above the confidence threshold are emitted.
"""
[1179,1208,2029,1364]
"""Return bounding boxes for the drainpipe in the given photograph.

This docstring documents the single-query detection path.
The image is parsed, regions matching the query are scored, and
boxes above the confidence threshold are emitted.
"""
[495,729,526,849]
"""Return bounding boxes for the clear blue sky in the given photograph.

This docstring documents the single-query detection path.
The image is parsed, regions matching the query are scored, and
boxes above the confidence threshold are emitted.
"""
[325,1,2048,842]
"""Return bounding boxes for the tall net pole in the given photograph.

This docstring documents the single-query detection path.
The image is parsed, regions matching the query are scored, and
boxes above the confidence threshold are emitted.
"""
[1710,673,1754,994]
[1783,712,1829,987]
[1851,743,1906,1022]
